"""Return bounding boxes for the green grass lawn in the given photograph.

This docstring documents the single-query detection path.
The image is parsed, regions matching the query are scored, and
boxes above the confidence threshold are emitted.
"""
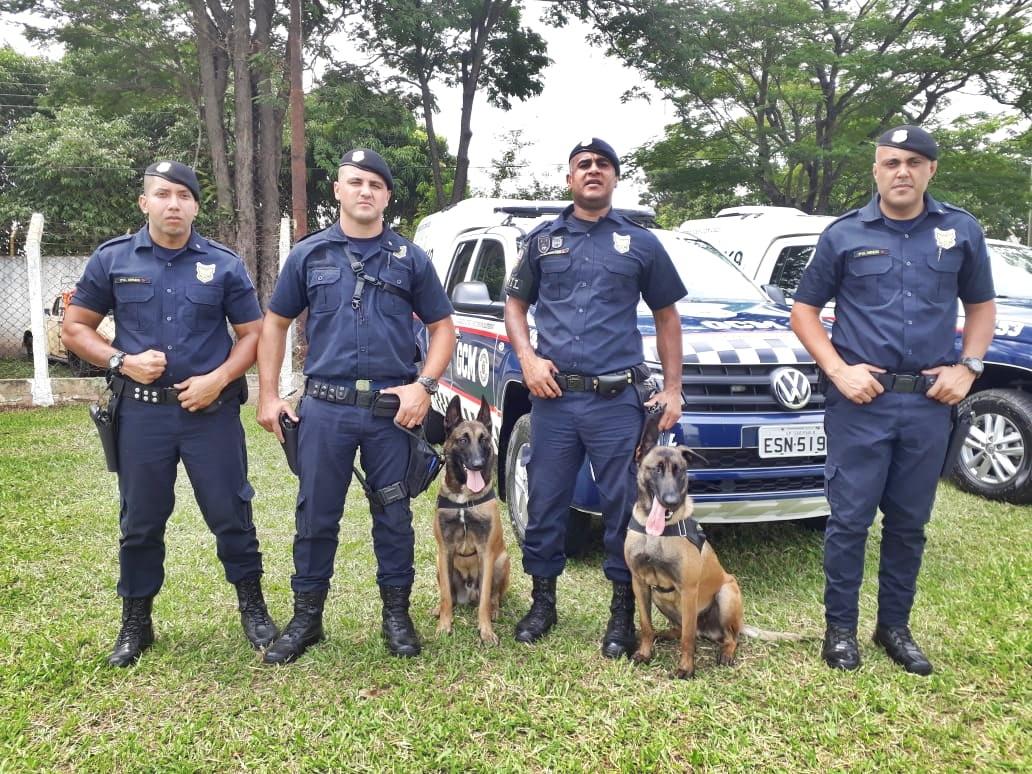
[0,357,75,379]
[0,405,1028,771]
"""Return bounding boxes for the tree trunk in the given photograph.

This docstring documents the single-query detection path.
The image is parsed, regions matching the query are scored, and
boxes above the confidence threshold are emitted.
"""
[190,0,235,245]
[254,0,285,305]
[419,74,447,209]
[230,0,257,281]
[288,0,307,239]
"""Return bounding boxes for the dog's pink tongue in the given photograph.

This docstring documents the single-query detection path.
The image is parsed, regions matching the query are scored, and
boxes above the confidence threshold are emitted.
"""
[465,467,486,493]
[646,496,667,536]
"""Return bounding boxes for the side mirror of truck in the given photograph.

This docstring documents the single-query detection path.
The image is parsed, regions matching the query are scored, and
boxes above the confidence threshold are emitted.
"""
[761,283,788,305]
[452,281,504,317]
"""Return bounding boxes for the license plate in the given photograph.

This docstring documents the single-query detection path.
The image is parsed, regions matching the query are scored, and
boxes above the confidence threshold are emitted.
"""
[757,424,826,458]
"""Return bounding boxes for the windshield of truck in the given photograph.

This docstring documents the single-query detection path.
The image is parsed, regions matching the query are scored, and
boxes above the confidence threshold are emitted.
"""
[653,232,770,304]
[989,242,1032,300]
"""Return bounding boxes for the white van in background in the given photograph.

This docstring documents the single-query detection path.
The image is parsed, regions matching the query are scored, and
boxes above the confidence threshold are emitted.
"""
[679,206,835,300]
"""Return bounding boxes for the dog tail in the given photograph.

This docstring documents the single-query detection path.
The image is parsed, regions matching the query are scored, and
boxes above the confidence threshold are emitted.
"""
[739,625,814,642]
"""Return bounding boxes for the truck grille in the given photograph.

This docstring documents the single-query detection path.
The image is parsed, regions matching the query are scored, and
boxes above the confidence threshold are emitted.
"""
[680,363,824,412]
[690,475,824,495]
[692,448,825,469]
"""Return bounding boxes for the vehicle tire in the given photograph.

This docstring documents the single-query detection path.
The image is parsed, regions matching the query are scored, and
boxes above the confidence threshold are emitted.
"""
[949,388,1032,505]
[67,351,99,378]
[503,414,594,556]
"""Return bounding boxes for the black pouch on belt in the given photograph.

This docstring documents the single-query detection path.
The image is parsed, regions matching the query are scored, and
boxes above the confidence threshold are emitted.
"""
[371,392,401,418]
[401,423,444,498]
[596,370,633,399]
[940,405,973,478]
[89,402,119,473]
[279,412,301,476]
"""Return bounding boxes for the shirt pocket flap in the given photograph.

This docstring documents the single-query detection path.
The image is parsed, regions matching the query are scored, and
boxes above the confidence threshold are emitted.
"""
[114,283,155,303]
[926,251,963,273]
[846,254,892,277]
[185,284,222,305]
[238,481,255,502]
[540,256,572,273]
[307,267,342,287]
[604,255,639,276]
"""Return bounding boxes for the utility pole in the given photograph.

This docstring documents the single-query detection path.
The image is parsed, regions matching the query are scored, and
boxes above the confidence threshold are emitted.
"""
[288,0,307,240]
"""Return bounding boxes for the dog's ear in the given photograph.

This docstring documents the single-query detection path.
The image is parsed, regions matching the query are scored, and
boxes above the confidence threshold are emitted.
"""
[444,395,463,436]
[635,411,663,463]
[477,395,492,431]
[679,446,705,467]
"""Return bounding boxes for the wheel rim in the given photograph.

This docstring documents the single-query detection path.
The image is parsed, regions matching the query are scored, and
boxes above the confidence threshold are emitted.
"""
[960,411,1026,487]
[510,441,531,535]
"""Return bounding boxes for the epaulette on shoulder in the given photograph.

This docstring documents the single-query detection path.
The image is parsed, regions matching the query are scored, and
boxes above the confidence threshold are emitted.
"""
[940,201,979,222]
[294,225,332,245]
[826,208,860,230]
[205,238,242,259]
[96,233,134,251]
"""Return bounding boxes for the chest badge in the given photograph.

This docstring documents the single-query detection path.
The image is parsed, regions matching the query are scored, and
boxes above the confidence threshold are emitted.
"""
[195,262,216,283]
[551,236,564,249]
[537,235,550,254]
[394,245,407,259]
[933,227,956,262]
[613,233,631,254]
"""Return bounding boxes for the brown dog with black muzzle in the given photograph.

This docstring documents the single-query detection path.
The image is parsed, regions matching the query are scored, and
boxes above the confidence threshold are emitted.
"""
[433,395,510,645]
[625,415,801,678]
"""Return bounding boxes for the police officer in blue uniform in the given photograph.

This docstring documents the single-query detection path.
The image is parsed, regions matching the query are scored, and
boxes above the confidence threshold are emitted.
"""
[256,149,455,664]
[504,138,686,658]
[63,160,277,667]
[791,126,996,674]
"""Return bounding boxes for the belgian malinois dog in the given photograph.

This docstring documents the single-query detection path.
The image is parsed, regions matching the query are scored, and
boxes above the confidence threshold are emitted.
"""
[625,414,801,678]
[433,395,510,645]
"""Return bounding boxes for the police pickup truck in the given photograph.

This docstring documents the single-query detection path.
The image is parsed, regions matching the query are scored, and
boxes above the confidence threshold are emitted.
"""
[415,199,830,548]
[681,205,1032,505]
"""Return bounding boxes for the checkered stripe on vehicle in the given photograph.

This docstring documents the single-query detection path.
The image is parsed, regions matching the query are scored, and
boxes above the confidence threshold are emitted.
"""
[682,334,810,365]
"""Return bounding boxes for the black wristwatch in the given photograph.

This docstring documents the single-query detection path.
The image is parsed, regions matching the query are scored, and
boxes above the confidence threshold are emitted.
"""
[416,376,439,395]
[107,350,126,374]
[959,356,984,377]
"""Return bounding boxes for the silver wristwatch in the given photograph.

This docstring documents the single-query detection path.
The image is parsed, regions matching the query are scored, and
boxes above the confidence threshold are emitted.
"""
[416,376,439,395]
[959,356,984,377]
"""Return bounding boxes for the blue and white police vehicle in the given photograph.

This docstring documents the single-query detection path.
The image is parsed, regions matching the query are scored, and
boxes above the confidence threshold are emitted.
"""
[415,200,830,548]
[681,206,1032,505]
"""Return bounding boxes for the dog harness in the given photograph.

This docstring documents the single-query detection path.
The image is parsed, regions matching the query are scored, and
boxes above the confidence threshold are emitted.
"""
[436,489,497,542]
[627,515,707,552]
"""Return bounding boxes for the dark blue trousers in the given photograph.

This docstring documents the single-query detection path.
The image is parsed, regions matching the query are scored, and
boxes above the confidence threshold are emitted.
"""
[116,398,262,598]
[291,397,414,592]
[822,387,951,630]
[524,388,644,583]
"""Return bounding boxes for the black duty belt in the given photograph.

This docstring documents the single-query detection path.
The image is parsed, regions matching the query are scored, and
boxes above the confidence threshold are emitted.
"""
[874,372,937,394]
[306,380,380,408]
[554,364,649,396]
[110,375,246,410]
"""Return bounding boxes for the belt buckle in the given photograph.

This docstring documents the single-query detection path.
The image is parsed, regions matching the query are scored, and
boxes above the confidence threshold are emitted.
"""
[356,379,372,392]
[565,374,584,391]
[894,374,917,393]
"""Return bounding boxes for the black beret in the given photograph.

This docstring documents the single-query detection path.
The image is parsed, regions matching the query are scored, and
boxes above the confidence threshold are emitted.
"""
[568,137,620,176]
[876,125,938,161]
[144,160,201,202]
[339,148,393,190]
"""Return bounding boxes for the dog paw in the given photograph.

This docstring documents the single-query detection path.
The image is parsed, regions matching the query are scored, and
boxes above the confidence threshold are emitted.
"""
[436,621,453,636]
[479,629,500,646]
[673,667,696,680]
[716,652,737,667]
[631,650,652,664]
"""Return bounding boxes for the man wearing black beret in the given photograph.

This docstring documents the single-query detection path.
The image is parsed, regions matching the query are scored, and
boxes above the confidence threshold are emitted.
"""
[792,126,996,675]
[62,161,277,666]
[504,137,685,658]
[257,148,455,663]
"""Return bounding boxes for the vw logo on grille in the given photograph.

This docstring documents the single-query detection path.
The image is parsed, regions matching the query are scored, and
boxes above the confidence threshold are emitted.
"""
[770,367,811,410]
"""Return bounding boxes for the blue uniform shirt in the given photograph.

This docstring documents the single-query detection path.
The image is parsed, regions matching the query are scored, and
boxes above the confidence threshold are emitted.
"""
[505,206,686,373]
[268,222,452,382]
[72,226,262,387]
[794,194,995,372]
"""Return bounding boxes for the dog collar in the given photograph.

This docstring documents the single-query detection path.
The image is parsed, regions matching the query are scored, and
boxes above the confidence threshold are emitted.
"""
[436,488,496,510]
[627,516,707,551]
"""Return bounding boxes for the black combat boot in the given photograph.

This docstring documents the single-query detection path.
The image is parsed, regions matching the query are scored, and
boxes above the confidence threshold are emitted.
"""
[601,581,636,659]
[380,585,422,658]
[514,576,558,644]
[235,575,279,650]
[262,590,327,665]
[107,596,155,667]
